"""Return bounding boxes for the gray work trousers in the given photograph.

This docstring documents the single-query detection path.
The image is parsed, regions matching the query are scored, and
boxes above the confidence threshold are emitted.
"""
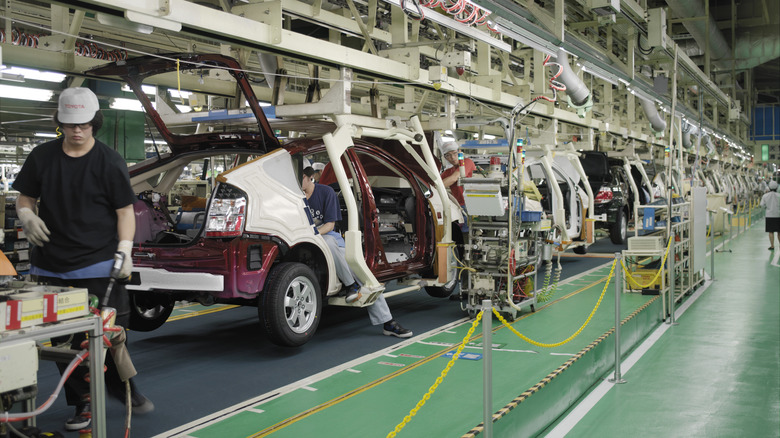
[323,234,393,326]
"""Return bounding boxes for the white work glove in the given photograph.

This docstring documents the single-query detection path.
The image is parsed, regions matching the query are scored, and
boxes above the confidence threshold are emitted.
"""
[116,240,134,280]
[17,207,50,247]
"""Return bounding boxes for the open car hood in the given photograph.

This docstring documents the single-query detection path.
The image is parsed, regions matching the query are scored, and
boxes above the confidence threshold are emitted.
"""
[87,53,280,155]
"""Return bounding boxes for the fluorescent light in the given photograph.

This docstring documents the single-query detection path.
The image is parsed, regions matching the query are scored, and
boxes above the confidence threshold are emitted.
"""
[169,89,192,99]
[0,84,53,101]
[111,98,146,111]
[35,132,58,138]
[121,84,157,95]
[3,67,66,83]
[483,134,496,140]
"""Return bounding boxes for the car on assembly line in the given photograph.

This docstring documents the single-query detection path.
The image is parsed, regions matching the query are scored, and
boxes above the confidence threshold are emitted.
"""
[577,151,650,244]
[88,54,462,347]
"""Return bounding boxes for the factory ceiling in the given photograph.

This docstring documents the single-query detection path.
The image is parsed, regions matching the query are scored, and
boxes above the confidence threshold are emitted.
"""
[0,0,777,165]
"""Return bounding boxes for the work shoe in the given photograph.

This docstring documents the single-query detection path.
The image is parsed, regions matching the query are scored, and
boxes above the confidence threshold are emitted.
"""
[383,320,412,338]
[64,402,91,431]
[130,391,155,415]
[345,283,362,304]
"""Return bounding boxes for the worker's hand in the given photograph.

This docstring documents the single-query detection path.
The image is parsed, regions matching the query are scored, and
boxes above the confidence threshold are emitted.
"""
[116,240,133,280]
[17,207,50,246]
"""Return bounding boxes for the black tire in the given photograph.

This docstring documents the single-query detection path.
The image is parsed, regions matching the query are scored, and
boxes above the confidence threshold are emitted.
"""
[573,245,587,255]
[425,270,458,298]
[128,292,174,332]
[426,223,463,298]
[261,262,322,347]
[610,208,628,244]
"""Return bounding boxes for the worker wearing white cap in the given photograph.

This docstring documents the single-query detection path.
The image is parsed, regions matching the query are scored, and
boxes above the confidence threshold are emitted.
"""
[760,180,780,250]
[440,141,476,206]
[312,162,325,182]
[13,87,153,430]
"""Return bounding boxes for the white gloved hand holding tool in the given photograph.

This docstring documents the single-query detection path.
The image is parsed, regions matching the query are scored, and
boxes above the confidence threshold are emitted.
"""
[17,207,51,246]
[116,240,133,279]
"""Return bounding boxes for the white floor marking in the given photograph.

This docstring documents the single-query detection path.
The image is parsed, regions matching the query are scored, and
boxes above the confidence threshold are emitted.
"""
[301,386,318,392]
[153,317,470,438]
[549,352,576,356]
[247,408,265,414]
[544,274,713,438]
[347,368,361,373]
[155,251,628,438]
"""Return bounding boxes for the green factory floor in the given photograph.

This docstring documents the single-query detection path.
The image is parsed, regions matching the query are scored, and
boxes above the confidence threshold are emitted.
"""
[545,219,780,438]
[157,214,778,438]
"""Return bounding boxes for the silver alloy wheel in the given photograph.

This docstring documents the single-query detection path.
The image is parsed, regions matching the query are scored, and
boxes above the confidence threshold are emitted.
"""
[283,275,318,334]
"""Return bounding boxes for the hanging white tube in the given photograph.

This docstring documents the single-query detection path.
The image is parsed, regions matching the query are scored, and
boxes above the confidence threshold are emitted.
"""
[552,48,590,107]
[639,97,668,134]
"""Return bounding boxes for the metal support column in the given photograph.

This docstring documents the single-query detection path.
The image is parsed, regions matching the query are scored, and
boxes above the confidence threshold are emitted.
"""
[608,253,626,384]
[666,232,679,325]
[709,211,715,280]
[482,299,493,438]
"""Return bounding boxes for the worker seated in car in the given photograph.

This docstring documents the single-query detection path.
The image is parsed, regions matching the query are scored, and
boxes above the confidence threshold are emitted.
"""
[300,166,412,338]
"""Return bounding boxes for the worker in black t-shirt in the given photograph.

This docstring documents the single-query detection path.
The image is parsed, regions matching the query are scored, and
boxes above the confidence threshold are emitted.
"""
[13,87,153,431]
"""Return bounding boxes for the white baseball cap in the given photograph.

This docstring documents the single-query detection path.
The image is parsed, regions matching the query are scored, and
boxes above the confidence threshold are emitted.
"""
[441,141,459,155]
[312,162,325,171]
[57,87,99,124]
[770,180,778,190]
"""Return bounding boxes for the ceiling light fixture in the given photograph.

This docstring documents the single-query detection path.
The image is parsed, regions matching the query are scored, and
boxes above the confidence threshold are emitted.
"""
[0,84,54,101]
[3,67,66,83]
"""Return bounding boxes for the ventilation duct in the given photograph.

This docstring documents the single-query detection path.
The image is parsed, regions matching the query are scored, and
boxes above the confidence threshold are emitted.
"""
[551,48,592,117]
[639,97,667,134]
[682,122,698,149]
[257,52,278,89]
[665,0,731,70]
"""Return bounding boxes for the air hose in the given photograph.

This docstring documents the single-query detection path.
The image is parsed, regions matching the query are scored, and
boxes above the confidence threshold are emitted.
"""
[537,252,562,303]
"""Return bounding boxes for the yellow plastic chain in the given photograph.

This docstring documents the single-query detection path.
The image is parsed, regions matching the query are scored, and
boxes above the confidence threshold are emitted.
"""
[620,235,673,290]
[493,259,616,348]
[387,310,484,438]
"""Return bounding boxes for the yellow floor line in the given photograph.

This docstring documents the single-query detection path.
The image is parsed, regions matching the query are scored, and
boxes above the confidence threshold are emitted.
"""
[249,271,613,437]
[167,304,241,322]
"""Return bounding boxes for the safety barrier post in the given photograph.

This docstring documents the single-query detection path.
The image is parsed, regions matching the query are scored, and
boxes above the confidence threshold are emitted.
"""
[482,299,493,438]
[727,212,733,251]
[608,252,626,384]
[709,211,715,281]
[666,232,678,325]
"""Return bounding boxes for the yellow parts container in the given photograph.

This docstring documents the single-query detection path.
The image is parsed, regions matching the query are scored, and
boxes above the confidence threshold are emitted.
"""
[625,268,662,290]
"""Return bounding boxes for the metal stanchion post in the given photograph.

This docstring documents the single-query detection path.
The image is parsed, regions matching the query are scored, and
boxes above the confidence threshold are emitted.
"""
[727,212,733,252]
[482,299,493,438]
[667,232,679,325]
[609,253,626,384]
[709,211,715,281]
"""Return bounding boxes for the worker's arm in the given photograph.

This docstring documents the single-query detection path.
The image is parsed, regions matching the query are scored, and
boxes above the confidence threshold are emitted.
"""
[16,193,38,212]
[116,204,136,278]
[16,193,50,246]
[116,204,135,242]
[441,170,459,188]
[318,221,335,235]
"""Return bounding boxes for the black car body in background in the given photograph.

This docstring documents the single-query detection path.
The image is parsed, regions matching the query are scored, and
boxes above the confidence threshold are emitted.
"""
[578,151,650,244]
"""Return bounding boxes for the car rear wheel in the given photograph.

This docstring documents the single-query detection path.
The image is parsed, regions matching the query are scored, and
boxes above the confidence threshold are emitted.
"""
[261,262,322,347]
[128,292,174,332]
[610,209,628,244]
[425,268,458,298]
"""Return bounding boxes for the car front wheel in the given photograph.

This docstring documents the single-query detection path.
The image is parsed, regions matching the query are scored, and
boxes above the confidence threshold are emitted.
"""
[610,209,628,244]
[261,262,322,347]
[128,292,174,332]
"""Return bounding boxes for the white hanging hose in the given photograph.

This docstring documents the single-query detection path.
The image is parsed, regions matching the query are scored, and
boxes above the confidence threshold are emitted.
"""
[1,350,89,422]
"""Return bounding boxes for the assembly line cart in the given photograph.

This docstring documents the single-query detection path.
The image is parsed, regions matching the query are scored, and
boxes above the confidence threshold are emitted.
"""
[0,315,106,437]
